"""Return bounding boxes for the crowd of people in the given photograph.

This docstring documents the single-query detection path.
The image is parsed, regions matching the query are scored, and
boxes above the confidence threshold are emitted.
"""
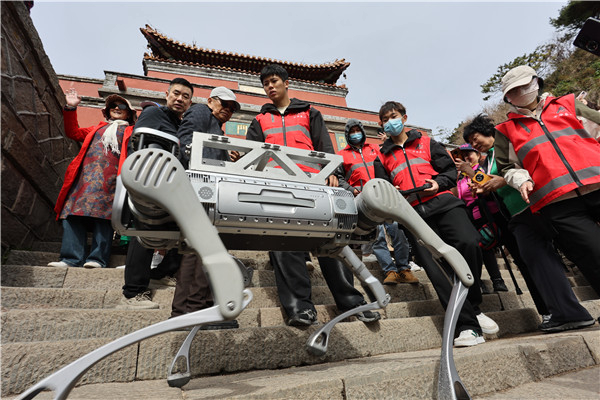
[48,63,600,346]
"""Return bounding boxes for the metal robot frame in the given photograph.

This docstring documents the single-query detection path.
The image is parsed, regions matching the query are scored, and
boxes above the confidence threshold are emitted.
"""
[19,129,474,400]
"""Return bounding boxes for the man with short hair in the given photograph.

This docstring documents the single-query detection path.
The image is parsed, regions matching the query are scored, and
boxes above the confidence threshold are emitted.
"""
[244,64,380,326]
[169,87,241,329]
[117,77,194,310]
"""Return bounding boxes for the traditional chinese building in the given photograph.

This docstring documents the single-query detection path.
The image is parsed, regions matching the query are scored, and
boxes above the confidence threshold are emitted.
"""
[58,25,430,151]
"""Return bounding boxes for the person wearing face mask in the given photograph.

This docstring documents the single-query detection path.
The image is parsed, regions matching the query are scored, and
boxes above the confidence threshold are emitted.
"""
[494,65,600,300]
[48,90,137,269]
[374,101,498,347]
[337,119,419,285]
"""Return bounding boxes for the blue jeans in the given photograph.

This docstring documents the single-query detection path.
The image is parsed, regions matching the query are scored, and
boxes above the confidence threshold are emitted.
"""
[372,222,410,273]
[60,216,113,268]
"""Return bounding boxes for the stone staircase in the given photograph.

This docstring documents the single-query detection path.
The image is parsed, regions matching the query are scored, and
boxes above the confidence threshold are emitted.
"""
[2,244,599,399]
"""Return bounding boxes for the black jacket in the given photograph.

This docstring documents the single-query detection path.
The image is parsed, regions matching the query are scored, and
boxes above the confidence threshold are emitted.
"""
[128,105,181,155]
[177,103,229,168]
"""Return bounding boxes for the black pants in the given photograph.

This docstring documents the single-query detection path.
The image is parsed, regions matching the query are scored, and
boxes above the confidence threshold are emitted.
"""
[493,210,549,315]
[539,189,600,296]
[269,251,365,318]
[509,209,592,322]
[423,206,484,314]
[171,253,213,318]
[122,239,181,298]
[404,230,481,336]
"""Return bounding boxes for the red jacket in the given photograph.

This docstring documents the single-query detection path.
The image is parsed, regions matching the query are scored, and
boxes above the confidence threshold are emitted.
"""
[54,109,133,219]
[338,143,381,192]
[496,94,600,212]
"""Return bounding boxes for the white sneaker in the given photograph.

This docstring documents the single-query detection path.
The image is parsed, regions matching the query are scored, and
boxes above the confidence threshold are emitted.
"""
[47,261,70,268]
[454,330,485,347]
[116,291,159,310]
[409,261,422,271]
[362,254,378,263]
[476,312,499,334]
[115,265,125,269]
[149,276,177,289]
[83,261,102,269]
[150,251,164,269]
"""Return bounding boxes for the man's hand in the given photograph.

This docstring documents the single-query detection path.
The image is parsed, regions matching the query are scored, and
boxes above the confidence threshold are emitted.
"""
[353,188,360,196]
[229,150,241,162]
[377,131,387,142]
[65,88,81,108]
[422,179,439,195]
[519,181,534,204]
[326,175,338,187]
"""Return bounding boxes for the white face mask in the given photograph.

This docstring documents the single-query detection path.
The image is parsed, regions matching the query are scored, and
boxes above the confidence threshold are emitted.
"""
[506,77,539,107]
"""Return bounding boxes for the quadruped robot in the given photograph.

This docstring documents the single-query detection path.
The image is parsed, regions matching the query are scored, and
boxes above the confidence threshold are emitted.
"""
[20,128,475,400]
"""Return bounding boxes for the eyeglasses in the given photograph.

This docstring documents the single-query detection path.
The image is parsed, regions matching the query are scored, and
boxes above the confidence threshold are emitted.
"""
[109,103,128,110]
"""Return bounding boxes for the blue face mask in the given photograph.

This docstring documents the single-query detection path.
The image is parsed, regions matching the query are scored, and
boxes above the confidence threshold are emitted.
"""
[348,132,364,144]
[383,118,404,136]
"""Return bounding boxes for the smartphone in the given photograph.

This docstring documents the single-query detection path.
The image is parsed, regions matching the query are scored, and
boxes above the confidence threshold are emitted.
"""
[471,171,492,185]
[574,18,600,57]
[577,91,588,101]
[451,148,464,161]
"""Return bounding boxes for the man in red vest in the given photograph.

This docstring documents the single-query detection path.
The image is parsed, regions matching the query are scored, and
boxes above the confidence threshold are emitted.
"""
[495,65,600,299]
[244,64,380,326]
[374,101,497,346]
[337,119,419,285]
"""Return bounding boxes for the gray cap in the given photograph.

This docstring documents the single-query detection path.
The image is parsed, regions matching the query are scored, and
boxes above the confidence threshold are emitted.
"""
[501,65,537,97]
[210,86,240,112]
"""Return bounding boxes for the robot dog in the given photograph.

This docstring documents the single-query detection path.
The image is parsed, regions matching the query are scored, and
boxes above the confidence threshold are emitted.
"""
[19,129,474,400]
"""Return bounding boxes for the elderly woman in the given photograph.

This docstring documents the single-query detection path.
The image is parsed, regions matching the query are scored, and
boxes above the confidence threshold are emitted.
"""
[48,89,136,268]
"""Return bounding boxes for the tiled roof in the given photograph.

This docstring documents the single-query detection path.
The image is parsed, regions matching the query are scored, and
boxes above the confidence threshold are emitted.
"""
[140,25,350,86]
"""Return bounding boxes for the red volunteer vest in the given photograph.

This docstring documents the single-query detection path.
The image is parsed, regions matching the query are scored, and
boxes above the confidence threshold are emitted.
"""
[496,94,600,212]
[255,109,318,172]
[379,135,451,206]
[339,143,380,191]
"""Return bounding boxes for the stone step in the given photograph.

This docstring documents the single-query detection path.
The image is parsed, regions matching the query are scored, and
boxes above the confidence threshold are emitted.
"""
[4,250,127,269]
[10,330,597,400]
[7,291,574,344]
[0,307,551,397]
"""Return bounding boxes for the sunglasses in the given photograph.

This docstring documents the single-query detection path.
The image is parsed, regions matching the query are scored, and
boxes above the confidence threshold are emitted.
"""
[109,103,128,110]
[217,98,237,111]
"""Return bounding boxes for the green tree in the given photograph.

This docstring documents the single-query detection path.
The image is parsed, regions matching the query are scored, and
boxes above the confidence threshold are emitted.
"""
[551,1,600,40]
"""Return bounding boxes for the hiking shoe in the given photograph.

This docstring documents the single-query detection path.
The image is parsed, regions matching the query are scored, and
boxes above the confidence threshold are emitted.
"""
[541,314,552,324]
[454,330,485,347]
[116,291,159,310]
[149,276,177,288]
[383,271,402,285]
[476,312,499,334]
[83,261,102,269]
[356,310,381,323]
[200,320,239,330]
[539,318,595,333]
[398,269,419,283]
[409,261,422,271]
[47,261,71,268]
[287,309,317,326]
[492,278,508,292]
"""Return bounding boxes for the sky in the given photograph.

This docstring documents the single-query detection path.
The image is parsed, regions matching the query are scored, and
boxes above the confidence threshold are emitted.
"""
[30,1,567,138]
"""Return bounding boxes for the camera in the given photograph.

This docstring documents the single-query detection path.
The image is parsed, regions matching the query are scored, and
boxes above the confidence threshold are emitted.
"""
[574,18,600,57]
[472,171,491,184]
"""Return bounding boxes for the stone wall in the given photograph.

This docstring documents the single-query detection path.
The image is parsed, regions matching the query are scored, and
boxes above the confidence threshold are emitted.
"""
[1,2,77,254]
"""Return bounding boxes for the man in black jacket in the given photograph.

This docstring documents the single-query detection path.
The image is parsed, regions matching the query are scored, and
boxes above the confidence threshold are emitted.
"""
[117,77,193,310]
[170,87,241,329]
[244,64,380,326]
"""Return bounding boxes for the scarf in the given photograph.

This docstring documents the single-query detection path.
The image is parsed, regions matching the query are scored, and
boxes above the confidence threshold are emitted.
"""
[101,119,128,155]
